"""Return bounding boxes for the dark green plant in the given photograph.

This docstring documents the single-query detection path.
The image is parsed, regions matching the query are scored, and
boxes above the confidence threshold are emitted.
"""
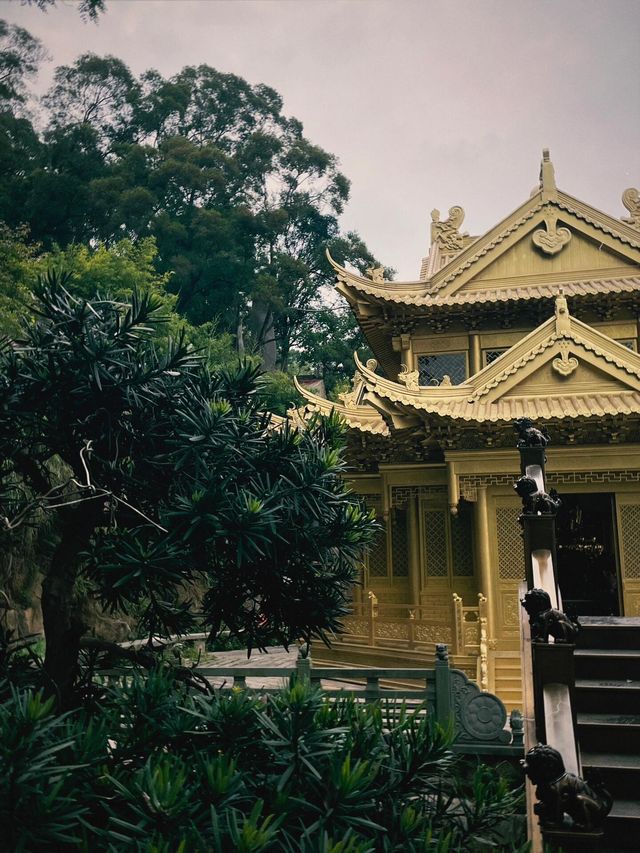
[0,671,526,851]
[0,275,376,706]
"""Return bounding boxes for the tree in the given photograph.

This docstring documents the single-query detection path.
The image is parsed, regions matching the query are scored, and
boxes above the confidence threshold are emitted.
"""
[21,0,106,22]
[43,54,139,149]
[0,19,48,105]
[1,25,389,383]
[0,276,376,706]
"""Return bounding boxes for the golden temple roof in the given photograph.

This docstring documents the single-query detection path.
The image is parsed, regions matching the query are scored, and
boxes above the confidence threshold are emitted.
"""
[296,294,640,433]
[330,152,640,313]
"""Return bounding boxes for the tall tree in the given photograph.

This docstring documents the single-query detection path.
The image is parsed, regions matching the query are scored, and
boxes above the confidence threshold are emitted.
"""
[0,277,375,705]
[0,30,388,381]
[0,18,48,105]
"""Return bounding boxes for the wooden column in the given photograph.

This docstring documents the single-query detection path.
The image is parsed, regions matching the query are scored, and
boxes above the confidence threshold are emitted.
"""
[474,486,496,641]
[469,333,481,376]
[407,495,421,609]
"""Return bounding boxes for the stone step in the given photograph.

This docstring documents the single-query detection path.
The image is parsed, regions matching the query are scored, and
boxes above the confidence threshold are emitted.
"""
[574,678,640,714]
[581,751,640,803]
[576,617,640,651]
[575,648,640,680]
[603,801,640,852]
[578,712,640,754]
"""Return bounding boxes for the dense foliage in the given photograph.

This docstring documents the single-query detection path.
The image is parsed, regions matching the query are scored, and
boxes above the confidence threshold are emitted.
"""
[0,18,388,389]
[0,277,375,705]
[0,668,526,852]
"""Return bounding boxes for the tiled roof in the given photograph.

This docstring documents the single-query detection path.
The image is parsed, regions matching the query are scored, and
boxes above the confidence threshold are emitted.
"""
[337,271,640,308]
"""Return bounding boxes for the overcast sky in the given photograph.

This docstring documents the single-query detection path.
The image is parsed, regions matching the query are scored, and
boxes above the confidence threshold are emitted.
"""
[4,0,640,279]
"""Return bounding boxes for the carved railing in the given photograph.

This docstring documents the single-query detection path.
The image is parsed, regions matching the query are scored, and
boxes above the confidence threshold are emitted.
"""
[193,644,522,758]
[515,421,610,852]
[340,592,489,680]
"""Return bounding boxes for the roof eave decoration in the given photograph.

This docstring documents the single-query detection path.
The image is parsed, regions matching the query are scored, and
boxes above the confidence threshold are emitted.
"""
[292,375,390,436]
[326,152,640,311]
[350,295,640,423]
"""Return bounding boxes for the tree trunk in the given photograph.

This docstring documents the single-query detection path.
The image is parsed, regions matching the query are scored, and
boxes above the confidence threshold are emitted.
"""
[248,301,277,370]
[41,501,103,707]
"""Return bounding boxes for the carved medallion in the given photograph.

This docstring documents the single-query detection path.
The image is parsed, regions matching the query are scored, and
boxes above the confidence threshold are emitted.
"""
[552,342,578,377]
[532,210,572,255]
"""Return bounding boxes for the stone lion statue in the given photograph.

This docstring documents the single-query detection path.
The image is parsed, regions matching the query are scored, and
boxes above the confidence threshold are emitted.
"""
[514,476,562,515]
[514,417,549,448]
[520,588,579,644]
[523,743,612,831]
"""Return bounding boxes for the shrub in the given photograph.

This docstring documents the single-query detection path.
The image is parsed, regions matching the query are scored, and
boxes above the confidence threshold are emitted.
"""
[0,669,527,851]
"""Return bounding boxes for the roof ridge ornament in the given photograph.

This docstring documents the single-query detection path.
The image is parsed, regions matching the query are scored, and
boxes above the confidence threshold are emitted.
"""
[397,364,420,390]
[366,264,385,283]
[539,148,558,201]
[430,205,467,251]
[621,187,640,229]
[554,289,572,335]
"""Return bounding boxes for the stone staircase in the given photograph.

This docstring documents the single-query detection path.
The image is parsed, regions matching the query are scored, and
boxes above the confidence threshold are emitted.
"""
[574,617,640,851]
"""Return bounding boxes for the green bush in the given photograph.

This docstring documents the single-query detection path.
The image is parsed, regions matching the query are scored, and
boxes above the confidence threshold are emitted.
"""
[0,669,527,852]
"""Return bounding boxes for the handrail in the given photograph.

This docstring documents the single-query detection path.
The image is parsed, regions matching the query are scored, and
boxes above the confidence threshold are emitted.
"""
[515,423,603,849]
[102,643,523,758]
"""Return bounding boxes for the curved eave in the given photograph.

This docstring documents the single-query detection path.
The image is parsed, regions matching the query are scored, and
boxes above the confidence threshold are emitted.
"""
[334,256,640,311]
[293,376,390,436]
[415,393,640,424]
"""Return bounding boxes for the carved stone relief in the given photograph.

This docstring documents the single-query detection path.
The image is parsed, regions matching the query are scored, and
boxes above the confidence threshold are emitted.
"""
[552,341,579,377]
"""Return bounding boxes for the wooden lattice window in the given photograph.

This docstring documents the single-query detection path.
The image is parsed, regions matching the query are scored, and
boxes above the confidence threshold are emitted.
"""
[391,508,409,577]
[482,348,508,366]
[451,509,474,576]
[496,506,525,580]
[367,528,388,577]
[620,504,640,579]
[418,353,467,386]
[424,509,448,577]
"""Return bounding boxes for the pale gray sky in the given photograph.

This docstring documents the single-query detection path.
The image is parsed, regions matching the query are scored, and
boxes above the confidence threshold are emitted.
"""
[4,0,640,279]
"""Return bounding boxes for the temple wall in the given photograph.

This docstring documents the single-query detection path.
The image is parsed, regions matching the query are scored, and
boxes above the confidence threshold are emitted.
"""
[345,445,640,710]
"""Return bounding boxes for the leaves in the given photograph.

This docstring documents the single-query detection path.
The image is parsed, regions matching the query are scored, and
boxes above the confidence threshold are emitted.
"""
[0,673,526,850]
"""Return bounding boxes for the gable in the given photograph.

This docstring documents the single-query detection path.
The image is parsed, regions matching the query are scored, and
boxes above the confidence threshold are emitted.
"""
[431,193,640,298]
[502,358,637,399]
[466,226,638,289]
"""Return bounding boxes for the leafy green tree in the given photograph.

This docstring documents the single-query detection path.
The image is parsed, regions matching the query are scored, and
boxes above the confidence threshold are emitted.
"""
[0,18,48,105]
[0,277,375,705]
[1,23,389,384]
[43,54,139,149]
[0,222,39,338]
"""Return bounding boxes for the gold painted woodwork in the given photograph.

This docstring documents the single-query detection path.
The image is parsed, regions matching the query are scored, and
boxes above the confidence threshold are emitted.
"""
[295,153,640,706]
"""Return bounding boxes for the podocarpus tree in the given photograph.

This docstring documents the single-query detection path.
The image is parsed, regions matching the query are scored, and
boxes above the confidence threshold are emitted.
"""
[0,273,376,706]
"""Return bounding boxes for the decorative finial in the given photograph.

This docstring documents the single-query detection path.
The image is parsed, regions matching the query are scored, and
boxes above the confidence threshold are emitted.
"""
[539,148,557,201]
[622,188,640,229]
[554,289,571,334]
[430,205,467,251]
[435,643,449,661]
[366,265,385,283]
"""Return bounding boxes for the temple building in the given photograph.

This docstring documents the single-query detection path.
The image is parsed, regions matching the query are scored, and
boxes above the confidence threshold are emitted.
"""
[295,152,640,709]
